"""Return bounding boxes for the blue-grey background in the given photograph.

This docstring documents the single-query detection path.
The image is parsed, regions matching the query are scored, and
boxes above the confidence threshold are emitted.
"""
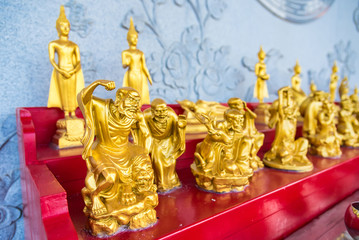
[1,0,359,238]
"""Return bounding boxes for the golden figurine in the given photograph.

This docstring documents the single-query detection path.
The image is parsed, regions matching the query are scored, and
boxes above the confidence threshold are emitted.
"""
[122,17,153,105]
[290,60,307,106]
[338,96,359,147]
[329,61,339,102]
[263,87,312,172]
[339,76,349,100]
[177,99,228,134]
[191,109,254,193]
[47,6,85,148]
[310,80,317,94]
[227,98,264,171]
[253,46,270,125]
[78,80,158,236]
[350,86,359,121]
[143,98,187,192]
[307,99,342,157]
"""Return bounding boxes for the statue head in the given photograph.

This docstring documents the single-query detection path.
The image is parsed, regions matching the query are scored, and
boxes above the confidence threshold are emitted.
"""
[341,96,352,111]
[127,17,138,47]
[258,46,266,61]
[310,80,317,93]
[132,158,155,193]
[224,109,245,132]
[313,90,326,102]
[228,98,244,110]
[294,60,301,74]
[114,87,141,119]
[151,98,168,124]
[56,5,70,37]
[332,61,338,73]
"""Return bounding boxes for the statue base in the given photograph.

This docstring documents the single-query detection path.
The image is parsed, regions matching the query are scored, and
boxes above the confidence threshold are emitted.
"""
[52,118,85,149]
[190,163,250,193]
[254,103,270,125]
[262,158,313,172]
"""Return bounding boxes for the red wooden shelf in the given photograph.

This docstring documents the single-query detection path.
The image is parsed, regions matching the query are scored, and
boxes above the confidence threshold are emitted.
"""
[17,106,359,240]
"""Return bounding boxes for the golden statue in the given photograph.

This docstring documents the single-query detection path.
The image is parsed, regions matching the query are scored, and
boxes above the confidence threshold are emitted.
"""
[350,86,359,121]
[122,17,153,105]
[177,99,228,134]
[339,76,349,100]
[47,6,85,148]
[290,60,306,106]
[191,109,254,193]
[78,80,158,236]
[253,46,271,124]
[310,80,317,94]
[329,61,339,102]
[228,98,264,171]
[263,87,312,172]
[338,96,359,147]
[143,99,187,192]
[307,99,342,157]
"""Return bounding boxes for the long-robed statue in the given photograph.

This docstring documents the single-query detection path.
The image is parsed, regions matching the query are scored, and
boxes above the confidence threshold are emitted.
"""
[47,5,84,117]
[144,99,187,192]
[290,60,306,106]
[78,80,158,236]
[329,61,339,102]
[254,46,270,103]
[122,17,153,105]
[263,87,312,172]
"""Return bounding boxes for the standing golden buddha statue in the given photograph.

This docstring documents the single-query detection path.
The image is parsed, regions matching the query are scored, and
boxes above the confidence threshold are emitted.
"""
[143,98,187,192]
[78,80,158,236]
[329,61,339,102]
[47,5,85,148]
[227,98,264,171]
[122,18,153,105]
[263,87,312,172]
[191,108,254,193]
[253,46,270,125]
[290,60,306,107]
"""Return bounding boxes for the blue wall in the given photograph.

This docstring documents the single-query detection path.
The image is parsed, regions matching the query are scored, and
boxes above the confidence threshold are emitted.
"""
[1,0,358,238]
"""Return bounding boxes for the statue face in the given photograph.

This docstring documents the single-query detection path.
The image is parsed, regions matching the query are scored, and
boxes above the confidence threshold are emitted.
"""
[152,103,168,123]
[128,34,138,46]
[133,163,154,193]
[227,113,244,132]
[58,21,70,36]
[120,92,140,119]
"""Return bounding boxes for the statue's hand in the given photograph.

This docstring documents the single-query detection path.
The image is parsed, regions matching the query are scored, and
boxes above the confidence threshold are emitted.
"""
[97,80,116,91]
[58,69,71,78]
[178,115,187,128]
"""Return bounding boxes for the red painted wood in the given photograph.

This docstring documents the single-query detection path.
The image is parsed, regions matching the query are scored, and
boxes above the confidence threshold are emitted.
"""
[17,106,359,240]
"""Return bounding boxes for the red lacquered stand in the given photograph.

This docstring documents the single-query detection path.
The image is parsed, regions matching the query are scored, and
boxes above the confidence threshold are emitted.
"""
[17,105,359,240]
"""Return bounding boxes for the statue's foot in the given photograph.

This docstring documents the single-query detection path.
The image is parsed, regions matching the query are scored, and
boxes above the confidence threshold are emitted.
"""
[92,196,107,216]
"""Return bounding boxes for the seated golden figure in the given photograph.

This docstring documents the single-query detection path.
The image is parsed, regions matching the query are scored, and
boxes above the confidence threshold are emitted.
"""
[143,99,187,192]
[191,109,253,193]
[263,87,312,172]
[227,98,264,171]
[290,60,306,107]
[78,80,158,236]
[350,86,359,121]
[122,18,153,105]
[47,6,85,148]
[338,96,359,147]
[308,100,342,157]
[177,99,228,134]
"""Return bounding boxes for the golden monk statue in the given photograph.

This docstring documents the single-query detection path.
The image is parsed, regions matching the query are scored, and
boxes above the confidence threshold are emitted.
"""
[308,99,342,157]
[47,6,85,148]
[290,60,306,106]
[350,86,359,121]
[122,18,153,105]
[338,96,359,147]
[329,61,339,102]
[143,99,187,192]
[263,87,312,172]
[177,99,228,134]
[228,98,264,171]
[191,109,253,193]
[78,80,158,236]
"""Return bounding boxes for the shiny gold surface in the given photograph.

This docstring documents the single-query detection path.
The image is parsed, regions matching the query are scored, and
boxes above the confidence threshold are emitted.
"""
[263,87,313,172]
[47,6,85,148]
[254,46,270,104]
[177,99,228,133]
[143,99,187,192]
[228,98,264,171]
[290,60,306,107]
[78,80,158,236]
[122,18,153,105]
[329,61,339,102]
[191,108,254,193]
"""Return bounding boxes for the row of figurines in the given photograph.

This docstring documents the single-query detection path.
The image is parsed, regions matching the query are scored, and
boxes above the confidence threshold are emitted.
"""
[76,79,359,237]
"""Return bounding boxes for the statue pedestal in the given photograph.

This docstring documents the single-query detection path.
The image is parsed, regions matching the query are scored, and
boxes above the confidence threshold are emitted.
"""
[254,103,270,125]
[52,118,84,149]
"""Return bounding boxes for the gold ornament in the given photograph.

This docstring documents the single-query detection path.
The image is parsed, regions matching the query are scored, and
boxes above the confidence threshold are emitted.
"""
[254,46,270,104]
[143,98,187,192]
[47,5,85,148]
[263,87,312,172]
[290,60,306,107]
[78,80,158,236]
[122,17,153,105]
[329,61,339,102]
